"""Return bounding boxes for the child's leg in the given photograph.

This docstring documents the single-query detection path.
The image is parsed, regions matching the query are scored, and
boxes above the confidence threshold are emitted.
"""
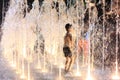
[65,57,68,70]
[68,54,77,71]
[65,57,70,71]
[85,41,89,65]
[67,57,73,71]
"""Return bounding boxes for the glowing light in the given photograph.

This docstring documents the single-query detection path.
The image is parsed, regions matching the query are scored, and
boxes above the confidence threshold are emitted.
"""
[54,62,57,65]
[11,63,16,68]
[21,62,26,79]
[60,64,64,69]
[86,67,94,80]
[112,59,120,80]
[15,70,21,74]
[28,76,31,80]
[41,68,48,73]
[20,74,26,79]
[28,57,33,63]
[112,74,120,80]
[23,47,27,58]
[86,75,94,80]
[75,71,81,76]
[28,62,31,80]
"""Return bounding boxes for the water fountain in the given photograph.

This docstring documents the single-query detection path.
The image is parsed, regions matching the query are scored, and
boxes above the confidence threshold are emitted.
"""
[102,0,105,72]
[112,0,120,79]
[21,20,27,79]
[35,26,42,70]
[1,0,120,80]
[74,0,81,77]
[20,11,28,78]
[86,1,92,80]
[27,49,32,80]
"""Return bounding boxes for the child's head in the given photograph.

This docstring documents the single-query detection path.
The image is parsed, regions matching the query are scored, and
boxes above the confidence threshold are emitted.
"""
[65,23,72,32]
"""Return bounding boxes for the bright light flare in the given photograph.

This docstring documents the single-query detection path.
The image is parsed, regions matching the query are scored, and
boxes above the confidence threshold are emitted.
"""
[60,64,64,69]
[86,75,94,80]
[41,68,48,73]
[11,63,16,68]
[20,74,26,79]
[112,74,120,80]
[74,70,81,77]
[112,60,120,80]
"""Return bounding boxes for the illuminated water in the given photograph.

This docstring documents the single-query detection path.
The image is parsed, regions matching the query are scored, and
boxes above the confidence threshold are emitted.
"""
[0,0,119,80]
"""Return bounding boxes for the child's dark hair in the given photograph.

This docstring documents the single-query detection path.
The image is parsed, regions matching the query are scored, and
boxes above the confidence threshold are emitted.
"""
[65,23,72,31]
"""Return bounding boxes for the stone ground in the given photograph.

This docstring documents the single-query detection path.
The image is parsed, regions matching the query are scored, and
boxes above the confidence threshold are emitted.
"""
[0,52,117,80]
[0,53,19,80]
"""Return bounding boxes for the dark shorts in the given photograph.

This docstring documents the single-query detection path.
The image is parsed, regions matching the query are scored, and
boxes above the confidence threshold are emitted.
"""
[63,47,72,57]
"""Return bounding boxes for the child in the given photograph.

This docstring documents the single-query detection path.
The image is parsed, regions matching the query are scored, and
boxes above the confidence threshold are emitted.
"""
[63,23,75,72]
[78,32,89,65]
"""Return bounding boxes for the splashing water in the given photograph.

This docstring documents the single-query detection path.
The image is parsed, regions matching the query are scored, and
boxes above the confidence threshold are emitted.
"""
[1,0,120,80]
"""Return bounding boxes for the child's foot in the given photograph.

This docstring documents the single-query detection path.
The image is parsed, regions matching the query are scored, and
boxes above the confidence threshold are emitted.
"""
[64,70,73,76]
[67,69,73,74]
[64,70,69,74]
